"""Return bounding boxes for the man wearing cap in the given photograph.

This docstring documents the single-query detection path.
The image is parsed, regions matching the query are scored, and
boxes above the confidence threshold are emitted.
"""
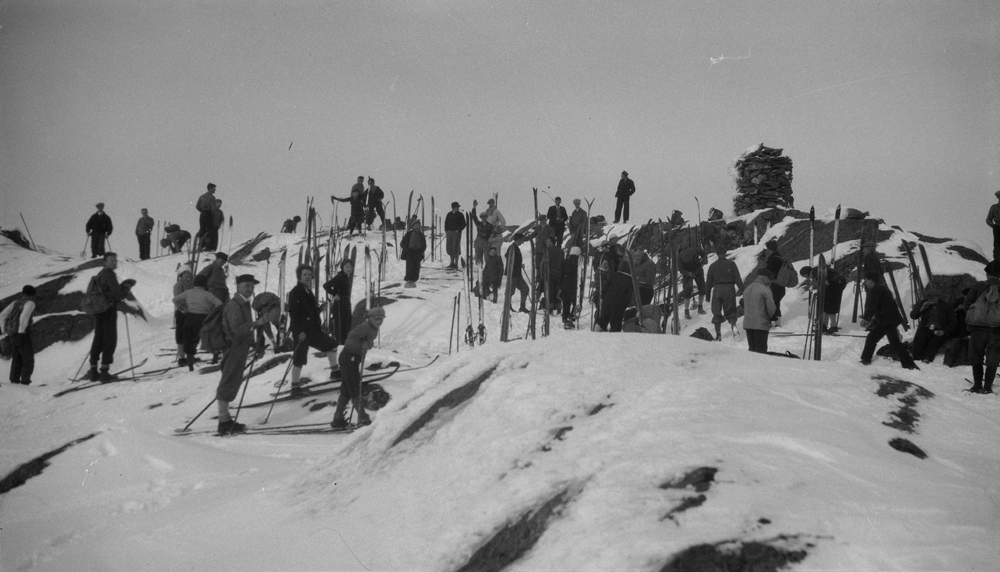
[288,264,339,391]
[614,171,635,224]
[483,197,506,230]
[547,196,569,247]
[568,199,587,250]
[86,253,136,381]
[366,177,385,230]
[742,269,776,353]
[706,246,745,341]
[217,273,267,435]
[860,271,918,370]
[195,183,218,251]
[986,190,1000,262]
[197,252,230,305]
[330,306,385,429]
[1,285,37,385]
[444,201,467,270]
[135,208,154,260]
[86,203,113,258]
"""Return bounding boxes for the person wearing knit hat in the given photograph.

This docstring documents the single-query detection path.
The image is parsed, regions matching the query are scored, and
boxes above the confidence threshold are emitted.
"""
[614,171,635,224]
[987,191,1000,262]
[86,202,113,258]
[86,253,135,382]
[1,285,37,384]
[859,272,918,370]
[330,305,386,430]
[742,269,776,353]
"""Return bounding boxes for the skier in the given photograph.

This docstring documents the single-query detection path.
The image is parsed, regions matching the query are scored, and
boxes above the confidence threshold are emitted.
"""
[567,199,587,250]
[678,244,708,318]
[596,261,634,332]
[763,240,786,326]
[216,274,267,435]
[742,269,776,353]
[330,177,367,236]
[194,183,218,251]
[613,171,635,224]
[365,177,386,229]
[444,201,467,270]
[547,196,568,247]
[323,259,355,344]
[330,306,386,430]
[506,234,531,313]
[561,246,581,326]
[86,253,137,381]
[280,215,302,233]
[705,246,745,341]
[172,265,193,365]
[0,285,37,385]
[909,287,956,363]
[482,246,504,303]
[172,273,221,371]
[963,260,1000,393]
[859,271,918,370]
[288,264,339,391]
[401,221,427,287]
[135,208,154,260]
[986,190,1000,262]
[85,203,113,258]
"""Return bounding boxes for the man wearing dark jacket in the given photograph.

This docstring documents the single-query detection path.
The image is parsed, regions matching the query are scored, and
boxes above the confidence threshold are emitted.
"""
[402,222,427,286]
[763,240,786,325]
[909,288,957,363]
[482,246,504,302]
[86,253,136,381]
[546,197,569,247]
[366,177,385,229]
[506,234,530,312]
[86,203,113,258]
[963,261,1000,393]
[444,202,467,270]
[561,247,581,326]
[860,271,918,369]
[705,246,745,341]
[288,265,339,390]
[135,208,154,260]
[613,171,635,224]
[195,183,217,251]
[568,199,587,250]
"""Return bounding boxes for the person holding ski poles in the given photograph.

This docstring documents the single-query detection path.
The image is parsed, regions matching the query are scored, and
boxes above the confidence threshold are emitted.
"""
[288,264,339,392]
[330,306,385,429]
[323,259,355,344]
[216,274,268,435]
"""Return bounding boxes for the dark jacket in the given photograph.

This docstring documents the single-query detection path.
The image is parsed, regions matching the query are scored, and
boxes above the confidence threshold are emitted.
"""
[197,263,229,303]
[561,255,579,295]
[963,276,1000,332]
[484,253,505,285]
[910,297,957,335]
[135,215,154,236]
[615,178,635,198]
[601,272,634,306]
[367,185,384,207]
[288,283,323,335]
[706,258,745,293]
[862,282,902,327]
[444,211,467,232]
[86,212,113,236]
[547,205,568,229]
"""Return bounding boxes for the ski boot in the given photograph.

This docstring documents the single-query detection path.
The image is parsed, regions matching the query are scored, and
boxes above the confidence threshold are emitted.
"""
[697,305,706,315]
[684,308,692,320]
[218,419,247,435]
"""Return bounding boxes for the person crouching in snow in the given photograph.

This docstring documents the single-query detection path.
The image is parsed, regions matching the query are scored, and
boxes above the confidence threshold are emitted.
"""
[331,306,386,429]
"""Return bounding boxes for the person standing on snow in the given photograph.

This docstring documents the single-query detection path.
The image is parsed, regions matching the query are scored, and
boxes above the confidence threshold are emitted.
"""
[401,221,427,287]
[561,246,581,326]
[678,244,708,318]
[216,274,267,435]
[763,240,786,326]
[195,183,218,251]
[483,198,506,230]
[705,246,745,341]
[596,260,634,332]
[547,196,569,247]
[507,234,530,313]
[365,177,385,230]
[331,177,367,236]
[859,271,918,370]
[86,253,136,382]
[963,261,1000,393]
[172,273,221,371]
[86,203,113,258]
[172,265,193,365]
[288,264,340,392]
[613,171,635,224]
[444,202,467,270]
[986,190,1000,262]
[135,208,154,260]
[210,199,224,251]
[323,259,355,344]
[330,306,386,430]
[482,245,504,303]
[1,285,37,385]
[742,269,777,353]
[567,199,587,250]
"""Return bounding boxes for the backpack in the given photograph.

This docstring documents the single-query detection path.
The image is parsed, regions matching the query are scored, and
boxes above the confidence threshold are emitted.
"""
[3,300,23,335]
[79,274,113,315]
[775,259,799,288]
[164,223,180,233]
[199,303,229,352]
[689,327,714,341]
[965,284,1000,328]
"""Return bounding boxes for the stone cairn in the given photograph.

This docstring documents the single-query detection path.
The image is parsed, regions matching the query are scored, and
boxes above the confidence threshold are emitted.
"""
[732,143,793,215]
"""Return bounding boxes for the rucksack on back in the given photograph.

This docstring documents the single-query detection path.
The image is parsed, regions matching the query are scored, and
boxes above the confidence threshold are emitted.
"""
[79,274,113,315]
[199,304,229,352]
[775,259,799,288]
[3,300,23,335]
[965,284,1000,328]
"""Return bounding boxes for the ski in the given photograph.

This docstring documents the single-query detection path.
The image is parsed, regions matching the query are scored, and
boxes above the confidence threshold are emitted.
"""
[174,421,363,437]
[813,254,827,360]
[918,243,934,288]
[461,257,475,347]
[901,240,925,300]
[268,356,438,399]
[55,358,151,396]
[831,205,842,267]
[500,239,517,342]
[884,261,910,332]
[238,364,401,409]
[851,223,866,323]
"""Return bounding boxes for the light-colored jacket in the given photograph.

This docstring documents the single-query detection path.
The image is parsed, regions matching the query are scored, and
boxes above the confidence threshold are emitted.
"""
[742,278,776,331]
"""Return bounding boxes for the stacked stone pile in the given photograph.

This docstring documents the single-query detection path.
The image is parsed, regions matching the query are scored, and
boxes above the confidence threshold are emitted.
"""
[732,143,793,215]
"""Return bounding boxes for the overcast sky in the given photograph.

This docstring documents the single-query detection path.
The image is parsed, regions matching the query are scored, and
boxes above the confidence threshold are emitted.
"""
[2,1,998,257]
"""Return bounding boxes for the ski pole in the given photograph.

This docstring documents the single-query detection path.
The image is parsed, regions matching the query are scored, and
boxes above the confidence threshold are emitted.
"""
[262,341,300,424]
[125,314,136,380]
[71,350,90,382]
[176,396,217,434]
[231,345,261,426]
[449,294,457,355]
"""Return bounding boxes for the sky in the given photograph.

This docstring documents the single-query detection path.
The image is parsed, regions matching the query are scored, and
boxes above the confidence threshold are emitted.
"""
[1,227,998,571]
[1,1,998,257]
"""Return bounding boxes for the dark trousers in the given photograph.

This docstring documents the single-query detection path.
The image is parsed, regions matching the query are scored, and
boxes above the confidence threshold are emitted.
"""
[769,283,786,320]
[291,328,337,367]
[551,224,565,247]
[197,211,213,249]
[562,285,577,321]
[639,285,654,306]
[366,203,386,228]
[614,197,630,223]
[138,235,151,260]
[10,331,34,384]
[911,327,947,362]
[861,324,916,368]
[91,233,107,258]
[511,274,529,309]
[746,329,769,353]
[182,313,207,356]
[599,301,627,332]
[90,309,118,367]
[217,341,251,402]
[175,310,186,344]
[405,257,422,282]
[993,225,1000,262]
[334,348,369,422]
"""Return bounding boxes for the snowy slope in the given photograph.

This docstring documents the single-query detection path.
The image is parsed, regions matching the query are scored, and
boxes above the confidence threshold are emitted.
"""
[0,223,998,572]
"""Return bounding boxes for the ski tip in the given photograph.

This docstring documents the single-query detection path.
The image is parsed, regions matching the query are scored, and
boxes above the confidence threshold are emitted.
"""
[173,427,193,434]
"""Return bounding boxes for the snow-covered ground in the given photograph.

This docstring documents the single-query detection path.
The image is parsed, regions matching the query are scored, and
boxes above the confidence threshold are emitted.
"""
[1,219,998,571]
